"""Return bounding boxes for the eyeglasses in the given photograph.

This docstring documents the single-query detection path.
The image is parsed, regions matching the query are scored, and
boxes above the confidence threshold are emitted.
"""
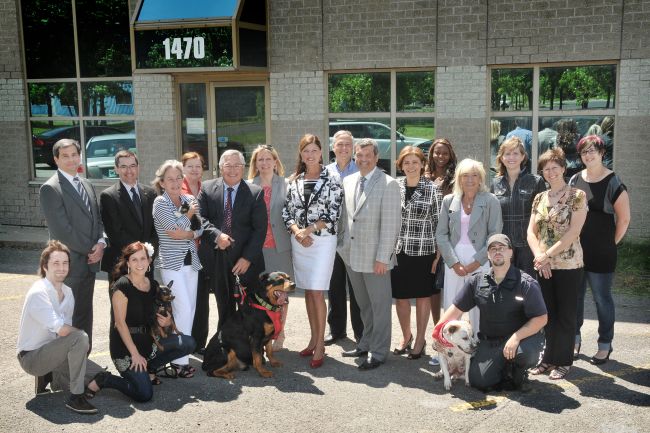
[222,164,244,169]
[579,147,599,156]
[488,245,509,253]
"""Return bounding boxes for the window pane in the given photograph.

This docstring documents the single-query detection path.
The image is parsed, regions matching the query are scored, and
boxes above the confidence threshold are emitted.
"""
[180,83,208,170]
[137,0,238,21]
[490,117,532,175]
[28,83,78,117]
[396,71,435,112]
[239,28,267,67]
[76,0,131,77]
[134,27,234,69]
[82,120,135,179]
[328,73,390,113]
[81,82,133,116]
[538,116,614,177]
[491,68,533,112]
[31,120,78,176]
[328,118,397,173]
[540,65,616,111]
[21,0,76,79]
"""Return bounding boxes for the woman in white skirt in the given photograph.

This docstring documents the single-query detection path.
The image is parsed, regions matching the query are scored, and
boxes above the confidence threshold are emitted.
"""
[435,159,502,331]
[283,134,343,369]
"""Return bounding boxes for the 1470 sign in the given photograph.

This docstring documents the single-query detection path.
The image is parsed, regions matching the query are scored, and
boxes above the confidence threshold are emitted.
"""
[162,37,205,60]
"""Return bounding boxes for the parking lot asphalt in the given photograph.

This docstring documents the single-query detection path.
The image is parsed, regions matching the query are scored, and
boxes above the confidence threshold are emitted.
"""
[0,239,648,433]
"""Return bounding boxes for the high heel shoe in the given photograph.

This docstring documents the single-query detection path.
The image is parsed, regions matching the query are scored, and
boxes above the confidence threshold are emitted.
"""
[573,342,581,360]
[590,348,613,365]
[392,334,413,355]
[407,341,426,360]
[299,347,315,357]
[310,354,326,369]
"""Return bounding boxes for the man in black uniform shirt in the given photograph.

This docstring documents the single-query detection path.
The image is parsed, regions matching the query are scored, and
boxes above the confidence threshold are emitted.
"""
[433,234,547,391]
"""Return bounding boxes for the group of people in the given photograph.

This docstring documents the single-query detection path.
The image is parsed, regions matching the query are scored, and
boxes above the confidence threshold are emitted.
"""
[17,129,630,413]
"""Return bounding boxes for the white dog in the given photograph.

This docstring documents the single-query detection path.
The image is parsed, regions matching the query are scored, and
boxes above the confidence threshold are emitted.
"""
[432,320,479,390]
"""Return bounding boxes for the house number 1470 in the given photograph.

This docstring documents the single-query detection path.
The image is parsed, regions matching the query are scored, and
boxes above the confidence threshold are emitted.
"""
[162,37,205,60]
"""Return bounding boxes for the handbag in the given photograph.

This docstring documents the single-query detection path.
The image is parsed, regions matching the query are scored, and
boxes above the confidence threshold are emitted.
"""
[433,258,445,291]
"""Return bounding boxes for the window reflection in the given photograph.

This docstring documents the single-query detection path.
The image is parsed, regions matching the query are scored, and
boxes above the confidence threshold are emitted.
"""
[328,73,390,113]
[82,120,135,179]
[81,82,133,116]
[31,120,78,173]
[28,83,78,117]
[180,83,208,170]
[490,117,532,174]
[491,69,533,112]
[396,72,435,112]
[540,65,616,110]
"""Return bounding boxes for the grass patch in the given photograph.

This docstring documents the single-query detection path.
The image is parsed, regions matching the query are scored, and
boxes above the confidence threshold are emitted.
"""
[613,240,650,297]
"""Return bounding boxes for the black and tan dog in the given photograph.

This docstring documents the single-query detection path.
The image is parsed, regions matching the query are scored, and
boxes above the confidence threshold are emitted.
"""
[202,272,295,379]
[151,280,180,351]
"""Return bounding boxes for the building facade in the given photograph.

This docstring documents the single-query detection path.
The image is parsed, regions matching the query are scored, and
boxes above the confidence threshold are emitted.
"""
[1,0,648,238]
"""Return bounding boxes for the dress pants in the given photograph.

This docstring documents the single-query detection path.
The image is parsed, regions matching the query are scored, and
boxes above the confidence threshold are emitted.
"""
[161,266,198,365]
[65,268,96,352]
[540,268,583,366]
[345,265,392,362]
[327,252,363,340]
[191,270,211,350]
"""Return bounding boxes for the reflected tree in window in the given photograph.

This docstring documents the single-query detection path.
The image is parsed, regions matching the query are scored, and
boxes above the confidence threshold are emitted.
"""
[82,82,132,117]
[29,84,78,123]
[491,69,533,111]
[396,72,435,112]
[540,65,616,110]
[328,73,390,112]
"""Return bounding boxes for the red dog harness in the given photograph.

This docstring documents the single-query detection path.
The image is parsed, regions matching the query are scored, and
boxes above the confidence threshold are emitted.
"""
[249,294,283,339]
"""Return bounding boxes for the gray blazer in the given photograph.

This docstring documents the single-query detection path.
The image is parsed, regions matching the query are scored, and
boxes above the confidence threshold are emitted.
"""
[39,171,104,276]
[250,174,291,253]
[338,169,401,273]
[435,191,503,267]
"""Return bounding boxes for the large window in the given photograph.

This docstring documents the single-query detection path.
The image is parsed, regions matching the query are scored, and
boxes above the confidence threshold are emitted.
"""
[21,0,134,179]
[327,70,435,175]
[490,64,617,178]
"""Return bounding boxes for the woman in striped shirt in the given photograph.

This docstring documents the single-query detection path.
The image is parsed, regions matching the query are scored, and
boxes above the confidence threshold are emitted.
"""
[152,160,203,378]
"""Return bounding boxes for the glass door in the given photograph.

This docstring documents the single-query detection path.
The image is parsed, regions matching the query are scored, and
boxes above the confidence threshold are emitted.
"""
[211,83,268,176]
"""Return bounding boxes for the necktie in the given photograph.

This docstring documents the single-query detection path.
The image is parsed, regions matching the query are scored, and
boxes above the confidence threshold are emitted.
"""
[73,177,91,213]
[356,176,366,203]
[223,187,234,235]
[130,186,143,225]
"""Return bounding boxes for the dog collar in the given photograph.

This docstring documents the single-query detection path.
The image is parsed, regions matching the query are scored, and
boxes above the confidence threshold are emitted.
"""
[253,293,281,312]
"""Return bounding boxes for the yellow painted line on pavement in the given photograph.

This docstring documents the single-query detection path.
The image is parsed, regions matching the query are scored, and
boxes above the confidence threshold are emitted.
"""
[449,363,650,412]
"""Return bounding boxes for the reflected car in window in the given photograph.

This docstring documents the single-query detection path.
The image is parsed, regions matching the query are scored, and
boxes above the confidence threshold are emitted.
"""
[33,125,123,168]
[85,133,136,179]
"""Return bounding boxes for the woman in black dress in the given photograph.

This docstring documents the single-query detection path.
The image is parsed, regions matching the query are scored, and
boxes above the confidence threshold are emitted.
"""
[391,146,442,359]
[85,242,195,402]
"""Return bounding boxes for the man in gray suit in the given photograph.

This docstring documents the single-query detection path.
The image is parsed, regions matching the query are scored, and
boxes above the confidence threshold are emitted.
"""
[338,138,401,370]
[40,139,105,351]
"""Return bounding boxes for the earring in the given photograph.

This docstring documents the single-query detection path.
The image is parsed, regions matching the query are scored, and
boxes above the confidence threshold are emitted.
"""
[148,265,151,273]
[127,266,131,274]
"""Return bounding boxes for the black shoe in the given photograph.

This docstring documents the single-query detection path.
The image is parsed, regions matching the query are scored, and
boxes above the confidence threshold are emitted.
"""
[65,394,98,414]
[590,348,613,365]
[85,370,110,399]
[342,348,368,358]
[35,372,52,395]
[407,341,426,360]
[392,334,413,355]
[358,356,383,370]
[324,334,346,346]
[195,348,206,356]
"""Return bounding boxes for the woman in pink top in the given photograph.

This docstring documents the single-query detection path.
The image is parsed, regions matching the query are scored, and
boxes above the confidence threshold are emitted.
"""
[248,145,293,350]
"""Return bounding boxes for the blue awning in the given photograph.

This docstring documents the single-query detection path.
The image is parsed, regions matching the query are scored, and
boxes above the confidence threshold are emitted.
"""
[136,0,239,22]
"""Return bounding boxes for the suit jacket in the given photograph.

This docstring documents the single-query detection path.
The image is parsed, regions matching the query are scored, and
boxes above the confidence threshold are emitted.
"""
[198,178,267,286]
[435,191,503,267]
[395,177,442,256]
[250,174,291,253]
[338,169,401,273]
[99,181,158,273]
[39,171,104,277]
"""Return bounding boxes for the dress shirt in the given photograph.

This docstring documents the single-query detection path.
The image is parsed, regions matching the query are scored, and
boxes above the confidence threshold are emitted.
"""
[326,159,358,180]
[121,181,141,201]
[16,278,74,353]
[223,181,241,210]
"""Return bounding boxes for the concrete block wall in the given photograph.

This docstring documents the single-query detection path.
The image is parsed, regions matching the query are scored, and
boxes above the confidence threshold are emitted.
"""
[322,0,437,70]
[269,0,323,72]
[437,0,487,67]
[269,71,326,167]
[621,0,650,60]
[132,73,177,184]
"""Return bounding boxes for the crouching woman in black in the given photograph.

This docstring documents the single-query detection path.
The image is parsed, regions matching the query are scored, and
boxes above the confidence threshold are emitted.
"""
[87,241,195,402]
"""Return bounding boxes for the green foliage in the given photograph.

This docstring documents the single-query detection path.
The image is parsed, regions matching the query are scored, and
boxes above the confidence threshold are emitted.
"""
[328,73,390,112]
[491,69,533,111]
[396,72,435,111]
[613,240,650,297]
[540,65,616,110]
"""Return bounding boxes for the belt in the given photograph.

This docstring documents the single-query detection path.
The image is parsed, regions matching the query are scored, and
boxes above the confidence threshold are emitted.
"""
[128,326,148,334]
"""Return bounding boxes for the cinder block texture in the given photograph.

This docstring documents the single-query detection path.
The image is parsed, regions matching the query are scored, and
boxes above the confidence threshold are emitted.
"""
[437,0,487,67]
[322,0,437,70]
[487,0,623,65]
[618,59,650,117]
[0,121,37,226]
[436,65,487,119]
[0,79,26,121]
[0,0,22,79]
[621,0,650,60]
[435,118,488,163]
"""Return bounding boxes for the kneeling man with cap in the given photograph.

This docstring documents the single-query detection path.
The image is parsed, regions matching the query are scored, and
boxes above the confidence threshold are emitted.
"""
[433,234,547,391]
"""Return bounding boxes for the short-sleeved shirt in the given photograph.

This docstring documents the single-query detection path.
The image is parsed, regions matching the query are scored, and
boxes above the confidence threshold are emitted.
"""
[531,188,587,270]
[109,276,159,372]
[454,266,547,338]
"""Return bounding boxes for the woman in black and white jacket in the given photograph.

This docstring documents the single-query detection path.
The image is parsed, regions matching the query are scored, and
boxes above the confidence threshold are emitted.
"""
[152,159,203,377]
[391,146,442,359]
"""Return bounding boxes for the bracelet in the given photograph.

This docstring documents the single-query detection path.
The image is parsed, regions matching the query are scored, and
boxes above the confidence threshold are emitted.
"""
[313,223,318,232]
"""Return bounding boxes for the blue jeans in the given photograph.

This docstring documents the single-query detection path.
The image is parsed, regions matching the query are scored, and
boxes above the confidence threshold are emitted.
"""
[104,334,196,402]
[575,272,615,351]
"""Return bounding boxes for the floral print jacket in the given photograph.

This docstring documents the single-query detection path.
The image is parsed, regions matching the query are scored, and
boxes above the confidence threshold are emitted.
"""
[282,166,343,236]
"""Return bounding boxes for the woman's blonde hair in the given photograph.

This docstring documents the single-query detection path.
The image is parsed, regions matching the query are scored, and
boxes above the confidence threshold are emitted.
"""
[247,145,285,179]
[452,158,488,197]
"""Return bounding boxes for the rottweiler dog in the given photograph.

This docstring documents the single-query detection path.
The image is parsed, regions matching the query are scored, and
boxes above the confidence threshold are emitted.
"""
[151,280,180,351]
[202,272,295,379]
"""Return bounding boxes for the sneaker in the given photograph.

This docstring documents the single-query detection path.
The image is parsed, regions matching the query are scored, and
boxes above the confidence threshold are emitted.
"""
[428,355,440,366]
[65,394,98,414]
[35,372,52,395]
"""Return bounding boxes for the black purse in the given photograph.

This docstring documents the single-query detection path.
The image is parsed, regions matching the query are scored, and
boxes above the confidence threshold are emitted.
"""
[433,258,445,291]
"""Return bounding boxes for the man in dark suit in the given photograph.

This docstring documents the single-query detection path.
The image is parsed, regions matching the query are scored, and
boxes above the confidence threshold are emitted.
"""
[39,139,105,351]
[100,150,158,284]
[198,149,267,330]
